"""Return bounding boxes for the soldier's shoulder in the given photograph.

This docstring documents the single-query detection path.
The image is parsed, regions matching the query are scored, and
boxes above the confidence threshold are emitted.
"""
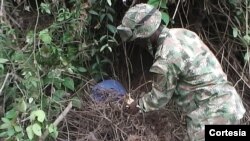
[169,28,199,39]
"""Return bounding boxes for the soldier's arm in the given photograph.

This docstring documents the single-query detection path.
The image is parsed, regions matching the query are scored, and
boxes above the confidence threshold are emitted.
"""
[138,57,180,112]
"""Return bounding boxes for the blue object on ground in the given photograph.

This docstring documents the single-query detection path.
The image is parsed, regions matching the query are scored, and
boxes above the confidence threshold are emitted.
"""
[91,79,127,102]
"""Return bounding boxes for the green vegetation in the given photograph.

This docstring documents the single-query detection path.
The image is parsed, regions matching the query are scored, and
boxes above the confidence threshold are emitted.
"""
[0,0,118,140]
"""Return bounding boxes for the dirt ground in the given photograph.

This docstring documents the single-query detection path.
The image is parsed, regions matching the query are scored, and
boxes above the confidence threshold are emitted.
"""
[58,93,187,141]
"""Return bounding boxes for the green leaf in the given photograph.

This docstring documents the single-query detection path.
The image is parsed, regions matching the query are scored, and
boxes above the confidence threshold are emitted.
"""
[78,67,87,73]
[1,118,11,124]
[108,46,112,52]
[71,97,82,108]
[17,99,27,112]
[5,110,17,119]
[63,77,75,91]
[0,64,3,70]
[107,0,112,6]
[243,35,250,45]
[14,125,22,132]
[40,3,51,14]
[244,52,250,62]
[26,125,34,140]
[51,128,58,139]
[52,90,66,102]
[7,127,15,137]
[161,11,170,25]
[48,124,55,133]
[233,28,238,37]
[11,51,24,62]
[100,14,106,23]
[89,10,98,16]
[0,131,7,137]
[29,97,34,104]
[160,0,167,9]
[147,0,160,7]
[107,24,117,34]
[100,44,109,52]
[228,0,237,5]
[107,13,113,22]
[39,29,52,44]
[36,110,46,123]
[100,35,107,42]
[47,124,58,138]
[26,31,34,44]
[30,110,46,123]
[32,123,42,136]
[0,58,8,64]
[0,123,11,129]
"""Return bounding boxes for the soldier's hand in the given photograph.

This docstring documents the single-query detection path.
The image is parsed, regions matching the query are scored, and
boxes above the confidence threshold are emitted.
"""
[123,99,140,115]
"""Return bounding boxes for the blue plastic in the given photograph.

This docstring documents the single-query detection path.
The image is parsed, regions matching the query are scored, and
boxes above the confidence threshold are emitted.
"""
[91,79,127,102]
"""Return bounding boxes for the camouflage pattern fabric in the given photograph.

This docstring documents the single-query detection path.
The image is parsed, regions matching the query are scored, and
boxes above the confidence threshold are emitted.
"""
[137,27,246,141]
[117,3,161,42]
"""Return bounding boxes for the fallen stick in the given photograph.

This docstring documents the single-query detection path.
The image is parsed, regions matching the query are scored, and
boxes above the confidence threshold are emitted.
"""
[39,101,72,141]
[0,73,10,96]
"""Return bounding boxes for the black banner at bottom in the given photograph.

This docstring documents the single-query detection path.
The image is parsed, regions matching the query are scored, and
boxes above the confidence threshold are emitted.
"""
[205,125,250,141]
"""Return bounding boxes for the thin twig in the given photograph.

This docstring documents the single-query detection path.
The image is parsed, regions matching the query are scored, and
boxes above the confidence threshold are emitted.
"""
[172,0,181,20]
[132,81,152,93]
[0,73,10,96]
[246,0,248,36]
[0,0,3,17]
[39,101,72,141]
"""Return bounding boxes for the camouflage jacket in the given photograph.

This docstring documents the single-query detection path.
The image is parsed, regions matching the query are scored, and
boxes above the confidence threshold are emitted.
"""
[138,27,246,122]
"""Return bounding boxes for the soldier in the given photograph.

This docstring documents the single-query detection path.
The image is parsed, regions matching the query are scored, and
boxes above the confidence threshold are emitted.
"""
[116,3,246,141]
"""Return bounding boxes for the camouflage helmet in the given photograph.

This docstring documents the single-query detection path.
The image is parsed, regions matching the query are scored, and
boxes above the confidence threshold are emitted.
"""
[117,3,161,42]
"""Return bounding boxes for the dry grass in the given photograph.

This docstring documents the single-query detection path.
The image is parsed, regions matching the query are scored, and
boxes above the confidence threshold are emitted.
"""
[57,88,186,141]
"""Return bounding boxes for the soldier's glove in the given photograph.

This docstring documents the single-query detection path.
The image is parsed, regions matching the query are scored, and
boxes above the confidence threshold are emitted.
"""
[123,98,140,115]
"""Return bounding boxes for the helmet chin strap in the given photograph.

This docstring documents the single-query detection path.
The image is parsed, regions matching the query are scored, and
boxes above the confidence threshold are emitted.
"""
[147,24,164,57]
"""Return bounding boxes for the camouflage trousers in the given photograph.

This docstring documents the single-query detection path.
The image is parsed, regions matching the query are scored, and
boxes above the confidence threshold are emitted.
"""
[183,92,245,141]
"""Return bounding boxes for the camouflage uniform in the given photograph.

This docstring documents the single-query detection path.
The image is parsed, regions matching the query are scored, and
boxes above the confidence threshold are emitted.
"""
[117,3,246,141]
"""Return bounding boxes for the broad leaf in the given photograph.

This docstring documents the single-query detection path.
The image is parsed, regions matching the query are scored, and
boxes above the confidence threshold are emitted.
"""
[0,123,11,129]
[244,52,250,62]
[17,99,27,112]
[107,13,113,22]
[148,0,160,7]
[0,58,8,64]
[40,3,51,14]
[243,35,250,45]
[89,10,98,16]
[78,67,87,73]
[72,97,82,108]
[39,29,52,44]
[233,28,238,37]
[107,24,117,34]
[5,110,17,119]
[7,127,15,137]
[32,123,42,136]
[30,110,46,123]
[26,125,34,140]
[107,0,112,6]
[161,11,170,25]
[14,125,22,132]
[63,77,75,91]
